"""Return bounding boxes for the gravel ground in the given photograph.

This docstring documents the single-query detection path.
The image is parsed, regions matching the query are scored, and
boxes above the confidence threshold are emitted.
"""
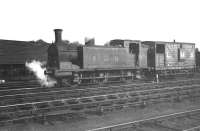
[1,98,200,131]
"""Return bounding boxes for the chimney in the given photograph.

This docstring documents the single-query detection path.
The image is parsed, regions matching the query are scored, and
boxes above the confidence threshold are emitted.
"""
[85,37,95,46]
[54,29,62,43]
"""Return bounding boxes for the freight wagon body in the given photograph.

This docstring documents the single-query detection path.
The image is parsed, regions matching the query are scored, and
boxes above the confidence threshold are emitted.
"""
[165,42,195,69]
[143,41,195,69]
[142,41,196,77]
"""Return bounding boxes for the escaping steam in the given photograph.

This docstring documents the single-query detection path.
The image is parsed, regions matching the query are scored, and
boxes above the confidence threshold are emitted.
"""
[25,60,56,87]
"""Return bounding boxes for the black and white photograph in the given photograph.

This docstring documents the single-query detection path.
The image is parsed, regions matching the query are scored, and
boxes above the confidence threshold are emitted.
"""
[0,0,200,131]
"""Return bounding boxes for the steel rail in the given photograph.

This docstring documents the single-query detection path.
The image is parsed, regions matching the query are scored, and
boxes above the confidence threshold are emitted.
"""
[87,108,200,131]
[0,84,199,109]
[0,78,198,100]
[0,78,198,93]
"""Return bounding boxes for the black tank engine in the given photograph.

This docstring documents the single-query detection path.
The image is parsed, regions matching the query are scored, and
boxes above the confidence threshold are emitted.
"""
[46,29,196,85]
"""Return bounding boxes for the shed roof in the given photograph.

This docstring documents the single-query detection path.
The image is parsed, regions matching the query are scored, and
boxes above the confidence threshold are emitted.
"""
[142,41,195,45]
[0,39,49,64]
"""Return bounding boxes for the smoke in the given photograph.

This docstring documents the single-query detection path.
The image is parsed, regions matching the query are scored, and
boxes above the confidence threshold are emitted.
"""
[25,60,56,87]
[0,80,5,84]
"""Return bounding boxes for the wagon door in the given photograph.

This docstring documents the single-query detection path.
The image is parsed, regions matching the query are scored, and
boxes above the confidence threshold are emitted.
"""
[129,43,139,66]
[139,44,149,68]
[156,44,165,69]
[147,46,155,68]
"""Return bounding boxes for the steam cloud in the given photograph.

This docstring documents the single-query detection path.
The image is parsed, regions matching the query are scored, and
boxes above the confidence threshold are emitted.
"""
[25,60,56,87]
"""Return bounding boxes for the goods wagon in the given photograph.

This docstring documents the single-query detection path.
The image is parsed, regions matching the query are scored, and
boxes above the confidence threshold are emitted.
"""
[143,41,196,76]
[165,42,195,68]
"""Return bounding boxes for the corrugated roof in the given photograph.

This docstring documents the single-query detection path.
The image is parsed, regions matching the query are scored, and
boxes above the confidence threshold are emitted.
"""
[0,39,49,64]
[142,41,195,45]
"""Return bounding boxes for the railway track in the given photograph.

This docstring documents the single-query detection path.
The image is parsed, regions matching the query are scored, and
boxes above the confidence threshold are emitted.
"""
[0,83,200,125]
[0,78,198,95]
[0,78,200,125]
[0,79,200,106]
[0,80,40,89]
[87,108,200,131]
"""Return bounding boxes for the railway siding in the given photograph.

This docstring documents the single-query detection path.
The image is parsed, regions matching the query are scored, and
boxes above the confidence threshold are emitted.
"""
[0,79,200,106]
[88,109,200,131]
[1,82,200,124]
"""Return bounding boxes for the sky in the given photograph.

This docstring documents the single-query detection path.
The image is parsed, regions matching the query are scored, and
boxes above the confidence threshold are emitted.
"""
[0,0,200,48]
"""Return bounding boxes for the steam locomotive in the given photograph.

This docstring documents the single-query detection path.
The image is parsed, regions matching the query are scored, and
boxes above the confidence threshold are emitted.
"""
[46,29,196,85]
